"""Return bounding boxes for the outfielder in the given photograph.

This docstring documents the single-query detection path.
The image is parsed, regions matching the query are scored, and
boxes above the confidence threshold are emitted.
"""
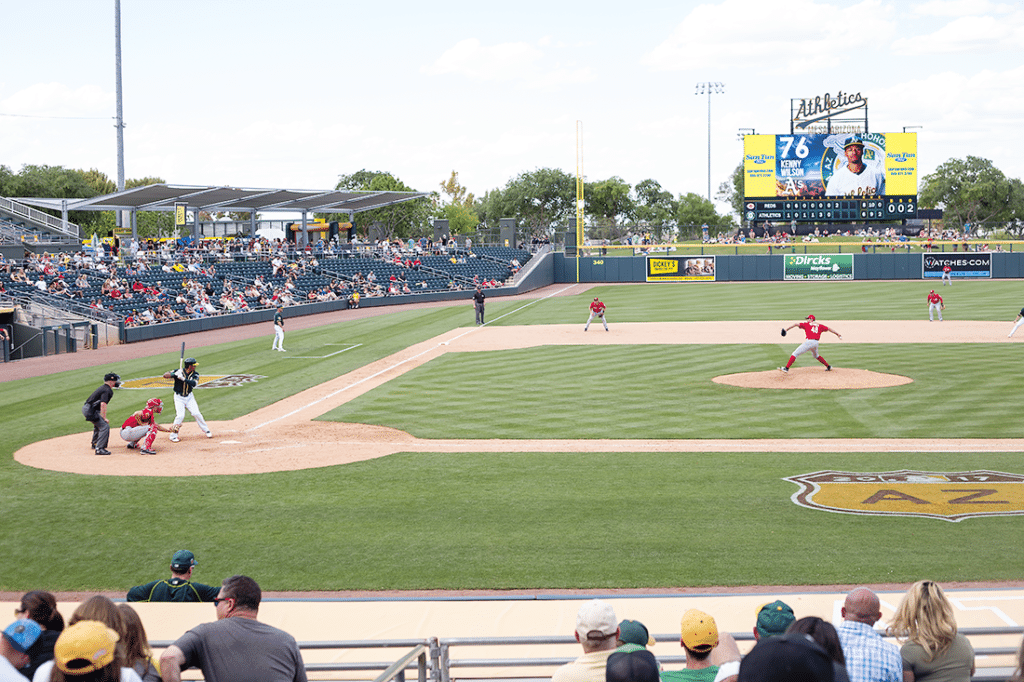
[162,357,212,441]
[271,305,286,351]
[585,297,609,331]
[1009,308,1024,338]
[927,290,944,321]
[120,398,172,455]
[942,264,953,286]
[780,314,841,373]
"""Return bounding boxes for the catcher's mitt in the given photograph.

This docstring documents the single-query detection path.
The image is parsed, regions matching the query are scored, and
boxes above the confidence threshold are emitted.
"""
[781,328,787,337]
[171,424,181,434]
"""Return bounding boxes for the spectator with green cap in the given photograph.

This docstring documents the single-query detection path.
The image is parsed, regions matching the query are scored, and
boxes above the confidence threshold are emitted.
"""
[126,550,220,602]
[755,601,796,640]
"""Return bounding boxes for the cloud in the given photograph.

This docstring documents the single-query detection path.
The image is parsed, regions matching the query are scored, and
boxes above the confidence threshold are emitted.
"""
[892,13,1024,54]
[642,0,896,75]
[1,82,111,117]
[911,0,1016,17]
[421,38,594,89]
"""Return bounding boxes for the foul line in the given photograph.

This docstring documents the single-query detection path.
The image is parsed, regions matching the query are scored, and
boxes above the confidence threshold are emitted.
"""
[249,285,581,433]
[285,344,362,359]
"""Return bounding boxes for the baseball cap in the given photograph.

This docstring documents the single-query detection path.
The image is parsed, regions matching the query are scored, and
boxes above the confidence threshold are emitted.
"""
[844,135,865,148]
[680,609,718,652]
[103,373,120,384]
[738,633,834,682]
[806,314,815,321]
[755,600,796,638]
[618,619,655,647]
[54,620,119,675]
[606,649,660,682]
[576,599,618,642]
[171,549,197,570]
[3,619,42,654]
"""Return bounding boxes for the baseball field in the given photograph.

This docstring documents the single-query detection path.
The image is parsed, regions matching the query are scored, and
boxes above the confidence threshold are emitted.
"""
[2,279,1023,593]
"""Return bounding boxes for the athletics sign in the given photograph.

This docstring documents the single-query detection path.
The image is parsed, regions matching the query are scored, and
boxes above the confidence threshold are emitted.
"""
[784,254,853,280]
[785,470,1024,522]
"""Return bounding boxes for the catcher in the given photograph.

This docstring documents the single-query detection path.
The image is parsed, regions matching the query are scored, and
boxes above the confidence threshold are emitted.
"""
[927,289,944,322]
[584,297,609,332]
[779,314,841,373]
[120,398,172,455]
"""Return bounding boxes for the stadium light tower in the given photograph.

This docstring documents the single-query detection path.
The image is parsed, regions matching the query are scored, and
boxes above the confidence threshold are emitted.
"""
[114,0,126,228]
[737,127,755,141]
[696,82,725,201]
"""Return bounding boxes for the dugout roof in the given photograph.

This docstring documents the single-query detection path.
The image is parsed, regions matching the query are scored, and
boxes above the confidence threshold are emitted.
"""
[16,183,430,215]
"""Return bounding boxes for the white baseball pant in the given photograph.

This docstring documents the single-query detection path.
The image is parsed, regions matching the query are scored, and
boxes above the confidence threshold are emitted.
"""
[272,324,285,350]
[173,393,210,434]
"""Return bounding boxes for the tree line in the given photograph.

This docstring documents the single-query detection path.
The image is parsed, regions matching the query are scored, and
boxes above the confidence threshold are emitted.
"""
[3,155,1022,241]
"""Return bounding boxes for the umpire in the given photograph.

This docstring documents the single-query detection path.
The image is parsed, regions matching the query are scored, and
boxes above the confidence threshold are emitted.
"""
[126,549,220,602]
[82,372,120,456]
[473,286,485,325]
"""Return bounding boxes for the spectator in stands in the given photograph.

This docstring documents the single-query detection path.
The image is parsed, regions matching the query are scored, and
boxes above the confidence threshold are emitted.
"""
[116,605,159,682]
[348,291,360,309]
[755,601,796,641]
[606,649,660,682]
[662,609,740,682]
[2,618,41,680]
[17,591,65,680]
[160,575,306,682]
[127,550,219,603]
[786,618,850,682]
[31,595,137,682]
[738,633,835,682]
[836,588,901,682]
[34,277,47,292]
[551,599,620,682]
[617,620,655,651]
[887,581,974,682]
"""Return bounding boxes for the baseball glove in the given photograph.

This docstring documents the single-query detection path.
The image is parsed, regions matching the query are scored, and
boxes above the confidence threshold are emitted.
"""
[941,305,945,310]
[171,424,181,434]
[781,328,787,337]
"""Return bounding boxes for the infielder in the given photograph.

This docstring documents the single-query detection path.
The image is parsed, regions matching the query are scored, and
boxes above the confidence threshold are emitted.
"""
[162,357,212,441]
[585,297,609,331]
[927,290,944,321]
[271,305,286,351]
[1009,308,1024,338]
[942,264,953,286]
[120,398,172,454]
[780,314,841,373]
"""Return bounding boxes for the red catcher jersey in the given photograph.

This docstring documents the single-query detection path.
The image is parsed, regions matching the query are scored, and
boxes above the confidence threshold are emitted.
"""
[798,321,829,340]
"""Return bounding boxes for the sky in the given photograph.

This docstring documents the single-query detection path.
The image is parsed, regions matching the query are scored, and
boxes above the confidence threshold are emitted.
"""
[2,0,1023,217]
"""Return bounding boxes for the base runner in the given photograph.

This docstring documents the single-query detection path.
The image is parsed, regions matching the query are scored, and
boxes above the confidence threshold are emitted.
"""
[780,314,841,373]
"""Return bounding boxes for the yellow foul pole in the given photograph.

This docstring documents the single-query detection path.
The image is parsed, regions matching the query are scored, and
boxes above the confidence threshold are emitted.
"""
[576,121,584,283]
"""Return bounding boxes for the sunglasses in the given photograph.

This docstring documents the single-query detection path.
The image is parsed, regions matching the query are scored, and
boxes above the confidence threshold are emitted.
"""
[212,597,233,606]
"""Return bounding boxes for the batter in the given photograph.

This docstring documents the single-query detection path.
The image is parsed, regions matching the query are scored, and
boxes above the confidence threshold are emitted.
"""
[162,358,212,442]
[780,314,841,373]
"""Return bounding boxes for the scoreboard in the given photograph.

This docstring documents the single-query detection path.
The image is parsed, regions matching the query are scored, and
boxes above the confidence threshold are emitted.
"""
[745,196,917,222]
[743,132,918,223]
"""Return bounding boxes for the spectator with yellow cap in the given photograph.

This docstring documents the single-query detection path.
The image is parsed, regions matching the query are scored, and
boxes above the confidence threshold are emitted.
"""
[35,618,144,682]
[662,609,741,682]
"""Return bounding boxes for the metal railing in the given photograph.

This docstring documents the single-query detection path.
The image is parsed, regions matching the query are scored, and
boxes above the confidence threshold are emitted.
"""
[0,196,79,237]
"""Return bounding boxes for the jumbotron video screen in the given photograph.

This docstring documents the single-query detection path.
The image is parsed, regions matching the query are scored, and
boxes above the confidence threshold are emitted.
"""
[743,132,917,222]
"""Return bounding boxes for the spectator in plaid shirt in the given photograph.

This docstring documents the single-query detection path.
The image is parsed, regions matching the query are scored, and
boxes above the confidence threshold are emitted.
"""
[837,588,902,682]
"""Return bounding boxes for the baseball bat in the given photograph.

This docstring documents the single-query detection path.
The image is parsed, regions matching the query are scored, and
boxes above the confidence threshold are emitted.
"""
[179,342,185,371]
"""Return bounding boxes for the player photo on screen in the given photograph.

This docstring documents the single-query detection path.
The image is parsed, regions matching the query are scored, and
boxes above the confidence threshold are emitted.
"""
[773,132,886,198]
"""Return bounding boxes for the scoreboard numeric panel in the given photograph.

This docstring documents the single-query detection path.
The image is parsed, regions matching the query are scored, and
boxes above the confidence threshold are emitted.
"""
[745,195,917,223]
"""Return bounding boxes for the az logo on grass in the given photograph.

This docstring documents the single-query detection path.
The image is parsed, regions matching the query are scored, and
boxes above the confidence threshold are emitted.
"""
[785,470,1024,522]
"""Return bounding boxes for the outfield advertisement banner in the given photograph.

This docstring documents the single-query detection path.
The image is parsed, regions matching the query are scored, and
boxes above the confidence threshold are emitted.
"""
[646,256,716,281]
[923,253,992,279]
[784,254,854,280]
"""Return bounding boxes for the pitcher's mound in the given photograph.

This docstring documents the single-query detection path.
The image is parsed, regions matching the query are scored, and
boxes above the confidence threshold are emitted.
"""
[713,367,913,390]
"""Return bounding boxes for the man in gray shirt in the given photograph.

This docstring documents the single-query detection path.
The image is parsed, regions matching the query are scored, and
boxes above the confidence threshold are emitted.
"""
[160,574,306,682]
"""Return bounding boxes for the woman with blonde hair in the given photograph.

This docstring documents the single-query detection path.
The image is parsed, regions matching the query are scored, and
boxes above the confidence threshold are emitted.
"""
[887,580,975,682]
[32,597,142,682]
[114,606,159,682]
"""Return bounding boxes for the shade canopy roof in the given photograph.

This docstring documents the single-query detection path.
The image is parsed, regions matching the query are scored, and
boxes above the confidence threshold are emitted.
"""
[17,183,430,215]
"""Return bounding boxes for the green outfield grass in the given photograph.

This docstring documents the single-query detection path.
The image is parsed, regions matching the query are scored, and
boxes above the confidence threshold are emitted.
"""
[1,280,1022,592]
